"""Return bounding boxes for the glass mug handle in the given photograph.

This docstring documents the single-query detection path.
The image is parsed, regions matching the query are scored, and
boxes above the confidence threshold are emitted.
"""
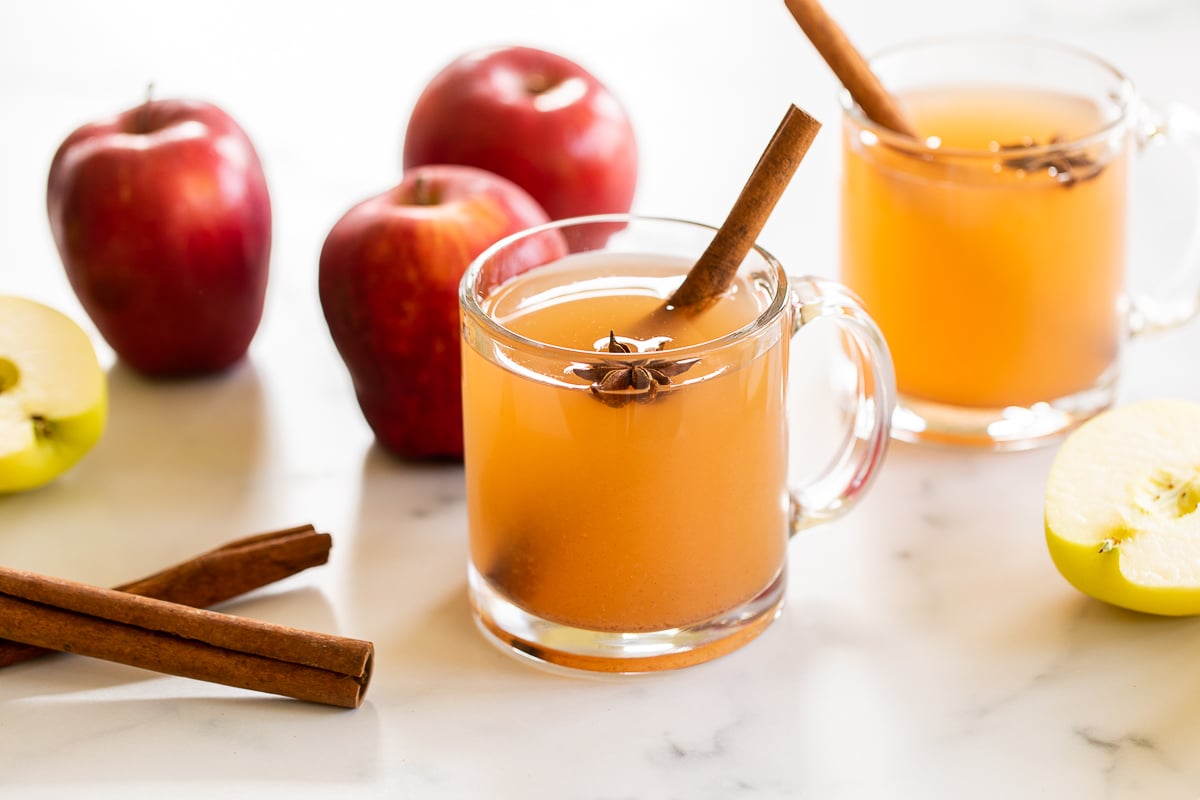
[786,276,896,534]
[1128,100,1200,336]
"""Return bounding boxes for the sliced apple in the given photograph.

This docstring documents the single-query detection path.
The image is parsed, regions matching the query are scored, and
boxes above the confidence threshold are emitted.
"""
[0,295,107,493]
[1045,398,1200,615]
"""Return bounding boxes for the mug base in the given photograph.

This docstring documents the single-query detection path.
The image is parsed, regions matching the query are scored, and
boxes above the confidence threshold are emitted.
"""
[468,564,786,675]
[888,376,1117,451]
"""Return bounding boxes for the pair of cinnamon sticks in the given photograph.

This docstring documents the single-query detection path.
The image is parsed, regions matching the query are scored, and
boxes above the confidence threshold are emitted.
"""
[0,524,372,709]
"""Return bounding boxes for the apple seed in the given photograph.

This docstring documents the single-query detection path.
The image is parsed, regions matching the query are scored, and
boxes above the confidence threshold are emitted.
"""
[0,358,17,393]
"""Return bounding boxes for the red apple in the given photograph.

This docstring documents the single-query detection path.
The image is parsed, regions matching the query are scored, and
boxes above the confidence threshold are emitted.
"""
[319,164,567,460]
[402,46,638,225]
[47,98,272,376]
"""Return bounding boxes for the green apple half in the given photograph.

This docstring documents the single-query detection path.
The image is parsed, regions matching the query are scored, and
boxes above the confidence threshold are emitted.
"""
[1046,398,1200,615]
[0,295,107,493]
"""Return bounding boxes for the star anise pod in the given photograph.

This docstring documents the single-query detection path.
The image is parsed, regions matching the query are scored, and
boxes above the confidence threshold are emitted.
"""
[998,133,1103,187]
[571,331,699,408]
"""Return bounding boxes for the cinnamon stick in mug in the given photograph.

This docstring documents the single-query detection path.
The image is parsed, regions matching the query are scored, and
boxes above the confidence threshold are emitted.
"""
[784,0,918,138]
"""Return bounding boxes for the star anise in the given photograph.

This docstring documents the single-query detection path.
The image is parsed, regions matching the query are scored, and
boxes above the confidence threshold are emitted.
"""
[998,133,1102,187]
[571,331,699,408]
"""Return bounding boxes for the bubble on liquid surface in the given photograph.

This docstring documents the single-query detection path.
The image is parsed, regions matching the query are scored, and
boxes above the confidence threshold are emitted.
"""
[591,333,673,354]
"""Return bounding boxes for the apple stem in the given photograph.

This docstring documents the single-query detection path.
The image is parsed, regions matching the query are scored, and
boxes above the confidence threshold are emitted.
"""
[135,82,156,134]
[524,73,553,95]
[1098,538,1117,553]
[411,176,439,206]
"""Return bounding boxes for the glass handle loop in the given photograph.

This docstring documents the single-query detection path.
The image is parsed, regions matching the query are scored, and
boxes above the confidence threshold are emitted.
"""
[787,277,896,534]
[1128,100,1200,337]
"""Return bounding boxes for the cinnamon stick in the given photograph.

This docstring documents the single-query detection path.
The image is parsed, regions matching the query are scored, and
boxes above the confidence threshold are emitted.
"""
[784,0,918,139]
[0,564,372,708]
[666,104,821,314]
[0,524,332,669]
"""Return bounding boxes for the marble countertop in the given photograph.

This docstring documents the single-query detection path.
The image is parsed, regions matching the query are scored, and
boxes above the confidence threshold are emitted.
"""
[4,1,1200,797]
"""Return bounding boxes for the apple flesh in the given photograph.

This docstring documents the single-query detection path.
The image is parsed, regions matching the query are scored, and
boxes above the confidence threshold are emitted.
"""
[0,296,107,493]
[1045,398,1200,615]
[319,164,567,460]
[402,46,638,224]
[47,98,271,377]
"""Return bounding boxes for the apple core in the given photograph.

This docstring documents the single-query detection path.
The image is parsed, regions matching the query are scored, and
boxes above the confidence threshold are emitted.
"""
[1133,468,1200,519]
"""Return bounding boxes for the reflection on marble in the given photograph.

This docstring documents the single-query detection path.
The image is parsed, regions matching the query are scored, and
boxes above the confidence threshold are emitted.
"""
[4,0,1200,797]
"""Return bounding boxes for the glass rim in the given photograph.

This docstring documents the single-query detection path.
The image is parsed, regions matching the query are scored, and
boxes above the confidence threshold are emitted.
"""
[838,33,1137,160]
[459,213,793,363]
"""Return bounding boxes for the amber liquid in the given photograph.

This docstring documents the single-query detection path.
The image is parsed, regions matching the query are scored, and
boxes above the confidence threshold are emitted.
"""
[841,86,1128,408]
[462,254,789,633]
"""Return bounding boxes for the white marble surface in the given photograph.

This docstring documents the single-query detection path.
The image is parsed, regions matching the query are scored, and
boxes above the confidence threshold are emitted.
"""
[3,1,1200,797]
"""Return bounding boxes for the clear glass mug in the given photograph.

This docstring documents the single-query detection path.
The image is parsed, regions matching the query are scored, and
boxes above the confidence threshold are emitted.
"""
[459,215,895,673]
[839,35,1200,450]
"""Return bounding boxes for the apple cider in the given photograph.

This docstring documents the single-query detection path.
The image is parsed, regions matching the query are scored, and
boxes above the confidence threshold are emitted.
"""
[841,86,1129,409]
[461,253,789,635]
